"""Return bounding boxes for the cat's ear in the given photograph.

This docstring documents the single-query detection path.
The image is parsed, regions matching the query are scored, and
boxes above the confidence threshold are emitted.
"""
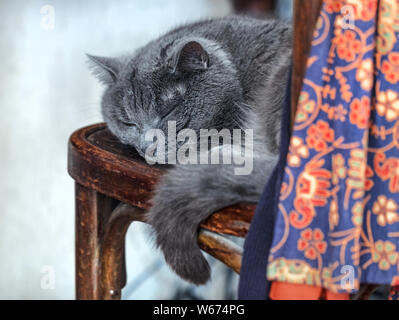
[86,54,120,85]
[171,41,209,73]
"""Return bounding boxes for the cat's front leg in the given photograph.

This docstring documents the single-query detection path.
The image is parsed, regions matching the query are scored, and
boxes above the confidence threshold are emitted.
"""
[145,153,278,285]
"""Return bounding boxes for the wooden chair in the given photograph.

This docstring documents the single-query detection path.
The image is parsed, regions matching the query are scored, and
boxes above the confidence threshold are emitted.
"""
[68,0,323,300]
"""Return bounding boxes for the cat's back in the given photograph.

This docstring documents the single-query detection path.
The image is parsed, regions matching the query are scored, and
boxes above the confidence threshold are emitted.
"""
[163,15,291,52]
[134,15,291,77]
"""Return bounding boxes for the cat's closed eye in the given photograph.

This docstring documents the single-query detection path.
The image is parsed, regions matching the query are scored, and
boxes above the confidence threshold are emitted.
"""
[121,121,137,128]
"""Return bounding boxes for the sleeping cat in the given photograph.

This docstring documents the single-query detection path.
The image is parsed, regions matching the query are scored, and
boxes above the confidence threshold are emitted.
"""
[88,15,292,285]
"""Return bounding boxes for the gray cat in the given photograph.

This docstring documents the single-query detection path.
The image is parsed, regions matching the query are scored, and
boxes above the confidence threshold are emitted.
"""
[88,15,291,285]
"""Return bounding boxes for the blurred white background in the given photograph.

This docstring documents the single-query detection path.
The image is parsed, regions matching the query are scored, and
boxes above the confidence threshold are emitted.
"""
[0,0,292,299]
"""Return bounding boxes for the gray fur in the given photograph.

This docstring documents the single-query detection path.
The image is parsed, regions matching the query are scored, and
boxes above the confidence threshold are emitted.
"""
[88,15,292,285]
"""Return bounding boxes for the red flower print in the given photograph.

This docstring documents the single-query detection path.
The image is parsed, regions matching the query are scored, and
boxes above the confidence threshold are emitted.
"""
[349,96,371,129]
[290,160,332,229]
[324,0,342,13]
[381,52,399,84]
[355,0,378,21]
[306,120,335,152]
[297,228,327,260]
[374,153,399,193]
[334,30,362,62]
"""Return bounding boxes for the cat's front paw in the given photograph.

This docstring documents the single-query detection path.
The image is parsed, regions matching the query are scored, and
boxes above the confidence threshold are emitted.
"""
[145,166,213,285]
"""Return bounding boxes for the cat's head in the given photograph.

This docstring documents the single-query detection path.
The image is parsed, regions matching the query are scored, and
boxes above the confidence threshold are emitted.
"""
[87,36,243,157]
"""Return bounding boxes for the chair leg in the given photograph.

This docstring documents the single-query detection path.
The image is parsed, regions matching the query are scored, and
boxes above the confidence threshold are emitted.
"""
[75,183,146,300]
[75,183,118,300]
[99,203,145,300]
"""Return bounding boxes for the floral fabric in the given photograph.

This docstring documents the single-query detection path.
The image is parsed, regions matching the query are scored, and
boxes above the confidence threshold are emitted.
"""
[267,0,399,294]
